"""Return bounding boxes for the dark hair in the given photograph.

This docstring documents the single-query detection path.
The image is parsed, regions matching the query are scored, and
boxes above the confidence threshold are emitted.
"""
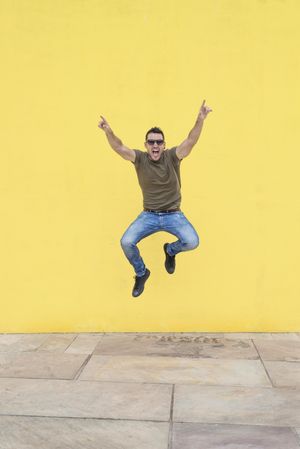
[145,127,165,142]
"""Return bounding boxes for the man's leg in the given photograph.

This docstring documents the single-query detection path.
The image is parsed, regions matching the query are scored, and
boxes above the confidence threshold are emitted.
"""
[120,212,159,277]
[163,212,199,269]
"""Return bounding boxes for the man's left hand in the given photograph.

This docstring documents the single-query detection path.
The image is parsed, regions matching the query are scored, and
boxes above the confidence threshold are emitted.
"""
[199,100,212,120]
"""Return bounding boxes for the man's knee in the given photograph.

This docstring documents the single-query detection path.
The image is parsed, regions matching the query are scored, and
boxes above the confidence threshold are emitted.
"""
[184,234,200,251]
[120,235,135,251]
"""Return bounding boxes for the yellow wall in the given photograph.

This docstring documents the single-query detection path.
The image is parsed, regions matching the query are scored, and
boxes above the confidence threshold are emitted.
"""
[1,0,300,332]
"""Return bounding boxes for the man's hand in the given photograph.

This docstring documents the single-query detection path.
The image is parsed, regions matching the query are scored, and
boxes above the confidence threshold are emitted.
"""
[98,115,111,133]
[198,100,212,120]
[176,99,212,160]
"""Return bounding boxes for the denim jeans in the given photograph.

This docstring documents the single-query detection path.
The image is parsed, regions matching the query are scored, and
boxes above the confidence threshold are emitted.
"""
[120,211,200,277]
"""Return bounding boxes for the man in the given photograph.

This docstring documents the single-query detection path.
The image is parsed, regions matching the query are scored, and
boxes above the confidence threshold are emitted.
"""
[98,100,212,297]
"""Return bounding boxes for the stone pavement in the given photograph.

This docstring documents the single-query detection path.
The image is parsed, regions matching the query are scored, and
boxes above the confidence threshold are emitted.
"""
[0,332,300,448]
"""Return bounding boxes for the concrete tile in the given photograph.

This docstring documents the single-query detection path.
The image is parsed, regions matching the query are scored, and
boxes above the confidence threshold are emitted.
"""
[0,416,169,449]
[254,339,300,361]
[0,334,49,352]
[37,334,77,352]
[79,355,271,387]
[0,352,87,379]
[174,384,300,427]
[223,333,274,340]
[269,333,300,341]
[264,361,300,387]
[65,334,104,354]
[164,333,225,338]
[94,334,258,359]
[107,332,225,338]
[0,378,172,421]
[172,423,300,449]
[223,333,300,341]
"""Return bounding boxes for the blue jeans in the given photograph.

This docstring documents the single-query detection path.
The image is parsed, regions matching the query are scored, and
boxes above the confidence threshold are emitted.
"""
[120,211,200,277]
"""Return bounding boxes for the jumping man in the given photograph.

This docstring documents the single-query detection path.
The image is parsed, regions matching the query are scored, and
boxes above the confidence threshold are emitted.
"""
[98,100,212,297]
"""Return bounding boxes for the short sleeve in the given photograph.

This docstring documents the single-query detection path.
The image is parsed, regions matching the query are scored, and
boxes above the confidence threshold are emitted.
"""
[168,147,182,165]
[132,149,143,167]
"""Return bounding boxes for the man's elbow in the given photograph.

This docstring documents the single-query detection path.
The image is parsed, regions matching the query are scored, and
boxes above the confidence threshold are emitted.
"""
[177,141,194,159]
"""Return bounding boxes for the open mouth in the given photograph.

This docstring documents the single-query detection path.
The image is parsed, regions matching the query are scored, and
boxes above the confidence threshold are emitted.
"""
[152,149,160,156]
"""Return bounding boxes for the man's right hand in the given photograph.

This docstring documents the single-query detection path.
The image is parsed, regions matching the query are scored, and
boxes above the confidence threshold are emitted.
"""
[98,115,111,133]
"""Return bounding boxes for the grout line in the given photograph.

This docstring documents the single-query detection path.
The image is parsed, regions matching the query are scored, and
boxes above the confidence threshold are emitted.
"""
[0,413,298,433]
[73,354,93,380]
[33,335,52,352]
[251,339,274,387]
[34,334,79,353]
[1,375,297,390]
[169,418,300,429]
[63,335,79,353]
[0,376,174,386]
[91,334,106,355]
[0,413,168,423]
[168,385,175,449]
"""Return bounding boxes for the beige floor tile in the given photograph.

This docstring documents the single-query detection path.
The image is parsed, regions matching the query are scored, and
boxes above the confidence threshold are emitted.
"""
[79,355,271,387]
[0,416,169,449]
[0,334,49,352]
[264,361,300,387]
[254,339,300,361]
[173,384,300,427]
[223,333,300,341]
[172,423,300,449]
[269,333,300,341]
[0,378,172,421]
[65,334,104,354]
[0,352,87,379]
[94,334,258,359]
[106,332,225,338]
[37,334,78,352]
[223,333,274,340]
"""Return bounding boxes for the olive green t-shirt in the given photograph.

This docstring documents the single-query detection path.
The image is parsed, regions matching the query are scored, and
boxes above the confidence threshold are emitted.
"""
[132,147,182,210]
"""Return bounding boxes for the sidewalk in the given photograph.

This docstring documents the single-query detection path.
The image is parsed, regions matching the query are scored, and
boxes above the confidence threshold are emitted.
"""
[0,332,300,448]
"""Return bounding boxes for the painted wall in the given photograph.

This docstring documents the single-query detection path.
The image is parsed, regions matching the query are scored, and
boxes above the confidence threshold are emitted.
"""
[1,0,299,332]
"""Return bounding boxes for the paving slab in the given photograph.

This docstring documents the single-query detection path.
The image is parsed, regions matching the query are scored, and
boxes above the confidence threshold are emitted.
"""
[172,422,300,449]
[104,333,225,337]
[173,384,300,427]
[93,334,258,359]
[224,333,300,341]
[222,333,274,340]
[37,334,78,352]
[0,378,172,421]
[268,333,300,341]
[264,361,300,387]
[65,334,104,354]
[0,352,88,379]
[79,355,271,387]
[0,416,169,449]
[254,339,300,361]
[0,334,49,352]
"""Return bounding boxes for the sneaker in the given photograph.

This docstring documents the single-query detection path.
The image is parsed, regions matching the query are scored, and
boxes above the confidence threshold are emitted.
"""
[132,269,151,297]
[163,243,176,274]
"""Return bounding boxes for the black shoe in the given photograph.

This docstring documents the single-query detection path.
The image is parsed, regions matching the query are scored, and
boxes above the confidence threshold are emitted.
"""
[132,269,150,297]
[164,243,176,274]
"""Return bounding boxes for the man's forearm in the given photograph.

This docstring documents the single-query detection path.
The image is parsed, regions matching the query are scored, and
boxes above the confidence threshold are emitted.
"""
[105,129,123,153]
[187,115,204,145]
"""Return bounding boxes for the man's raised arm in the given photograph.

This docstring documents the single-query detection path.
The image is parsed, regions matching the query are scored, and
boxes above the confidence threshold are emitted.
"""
[176,100,212,160]
[98,116,136,162]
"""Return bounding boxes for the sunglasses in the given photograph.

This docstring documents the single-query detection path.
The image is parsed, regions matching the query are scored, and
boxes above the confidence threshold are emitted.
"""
[147,139,164,145]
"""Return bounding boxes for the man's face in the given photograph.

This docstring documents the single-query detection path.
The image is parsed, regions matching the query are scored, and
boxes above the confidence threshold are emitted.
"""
[144,132,165,161]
